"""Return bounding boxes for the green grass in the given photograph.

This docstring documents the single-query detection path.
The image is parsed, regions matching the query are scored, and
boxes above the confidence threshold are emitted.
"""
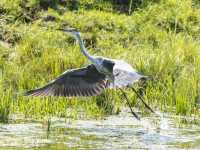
[1,0,200,122]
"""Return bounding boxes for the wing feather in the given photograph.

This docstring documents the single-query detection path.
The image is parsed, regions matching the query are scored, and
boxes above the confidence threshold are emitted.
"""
[109,60,146,88]
[24,64,108,97]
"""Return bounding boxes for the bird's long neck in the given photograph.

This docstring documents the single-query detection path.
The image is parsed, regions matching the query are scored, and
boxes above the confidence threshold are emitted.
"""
[76,34,93,62]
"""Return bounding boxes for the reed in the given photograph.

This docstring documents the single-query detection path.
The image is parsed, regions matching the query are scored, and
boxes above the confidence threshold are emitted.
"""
[0,0,200,121]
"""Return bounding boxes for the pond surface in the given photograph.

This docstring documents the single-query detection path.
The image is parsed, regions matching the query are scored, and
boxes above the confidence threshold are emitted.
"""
[0,109,200,150]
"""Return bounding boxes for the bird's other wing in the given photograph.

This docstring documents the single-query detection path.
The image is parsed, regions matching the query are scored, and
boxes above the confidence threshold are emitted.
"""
[24,64,108,97]
[109,60,146,88]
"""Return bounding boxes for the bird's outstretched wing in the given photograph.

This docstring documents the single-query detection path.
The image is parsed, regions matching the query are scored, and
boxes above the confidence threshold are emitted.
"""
[109,60,146,88]
[24,64,108,97]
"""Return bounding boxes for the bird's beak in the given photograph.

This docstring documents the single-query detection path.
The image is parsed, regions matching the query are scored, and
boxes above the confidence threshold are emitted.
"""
[56,28,71,32]
[57,28,80,42]
[56,28,76,33]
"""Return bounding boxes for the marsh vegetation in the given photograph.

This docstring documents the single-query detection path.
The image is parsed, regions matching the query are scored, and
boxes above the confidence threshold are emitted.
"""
[1,0,200,149]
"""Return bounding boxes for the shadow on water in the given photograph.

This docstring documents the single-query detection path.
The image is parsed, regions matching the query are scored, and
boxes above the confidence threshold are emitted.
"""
[0,109,200,150]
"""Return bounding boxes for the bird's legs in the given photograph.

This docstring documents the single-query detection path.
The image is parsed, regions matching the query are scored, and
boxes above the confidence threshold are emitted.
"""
[119,88,140,120]
[130,87,155,113]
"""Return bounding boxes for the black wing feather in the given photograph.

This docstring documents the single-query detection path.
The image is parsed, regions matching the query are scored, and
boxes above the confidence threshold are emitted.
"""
[24,64,108,97]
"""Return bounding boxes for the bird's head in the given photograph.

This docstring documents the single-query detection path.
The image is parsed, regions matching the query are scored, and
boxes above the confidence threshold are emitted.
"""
[57,28,80,40]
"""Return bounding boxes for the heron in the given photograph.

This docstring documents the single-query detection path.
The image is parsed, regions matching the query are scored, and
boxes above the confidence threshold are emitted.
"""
[24,28,154,120]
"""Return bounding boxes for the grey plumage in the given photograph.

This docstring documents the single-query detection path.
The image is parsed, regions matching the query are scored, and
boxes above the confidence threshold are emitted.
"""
[24,64,108,97]
[102,59,115,73]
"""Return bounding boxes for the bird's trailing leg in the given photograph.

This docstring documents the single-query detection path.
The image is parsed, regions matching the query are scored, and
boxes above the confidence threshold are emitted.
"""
[119,88,140,120]
[130,87,155,113]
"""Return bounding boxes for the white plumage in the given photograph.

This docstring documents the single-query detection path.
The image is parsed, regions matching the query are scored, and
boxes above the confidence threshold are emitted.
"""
[109,60,145,88]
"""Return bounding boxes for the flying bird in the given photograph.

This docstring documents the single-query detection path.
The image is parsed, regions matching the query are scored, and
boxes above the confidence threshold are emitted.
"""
[24,28,154,120]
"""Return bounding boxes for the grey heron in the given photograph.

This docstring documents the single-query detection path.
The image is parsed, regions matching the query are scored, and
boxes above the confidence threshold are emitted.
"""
[24,28,154,120]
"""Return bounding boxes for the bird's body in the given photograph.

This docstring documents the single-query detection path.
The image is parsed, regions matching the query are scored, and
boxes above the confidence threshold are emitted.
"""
[24,58,144,97]
[24,28,153,120]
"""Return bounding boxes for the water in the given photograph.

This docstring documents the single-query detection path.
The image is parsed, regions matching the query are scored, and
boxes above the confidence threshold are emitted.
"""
[0,109,200,150]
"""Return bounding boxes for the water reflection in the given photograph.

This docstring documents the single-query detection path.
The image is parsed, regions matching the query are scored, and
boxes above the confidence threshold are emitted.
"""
[0,109,200,150]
